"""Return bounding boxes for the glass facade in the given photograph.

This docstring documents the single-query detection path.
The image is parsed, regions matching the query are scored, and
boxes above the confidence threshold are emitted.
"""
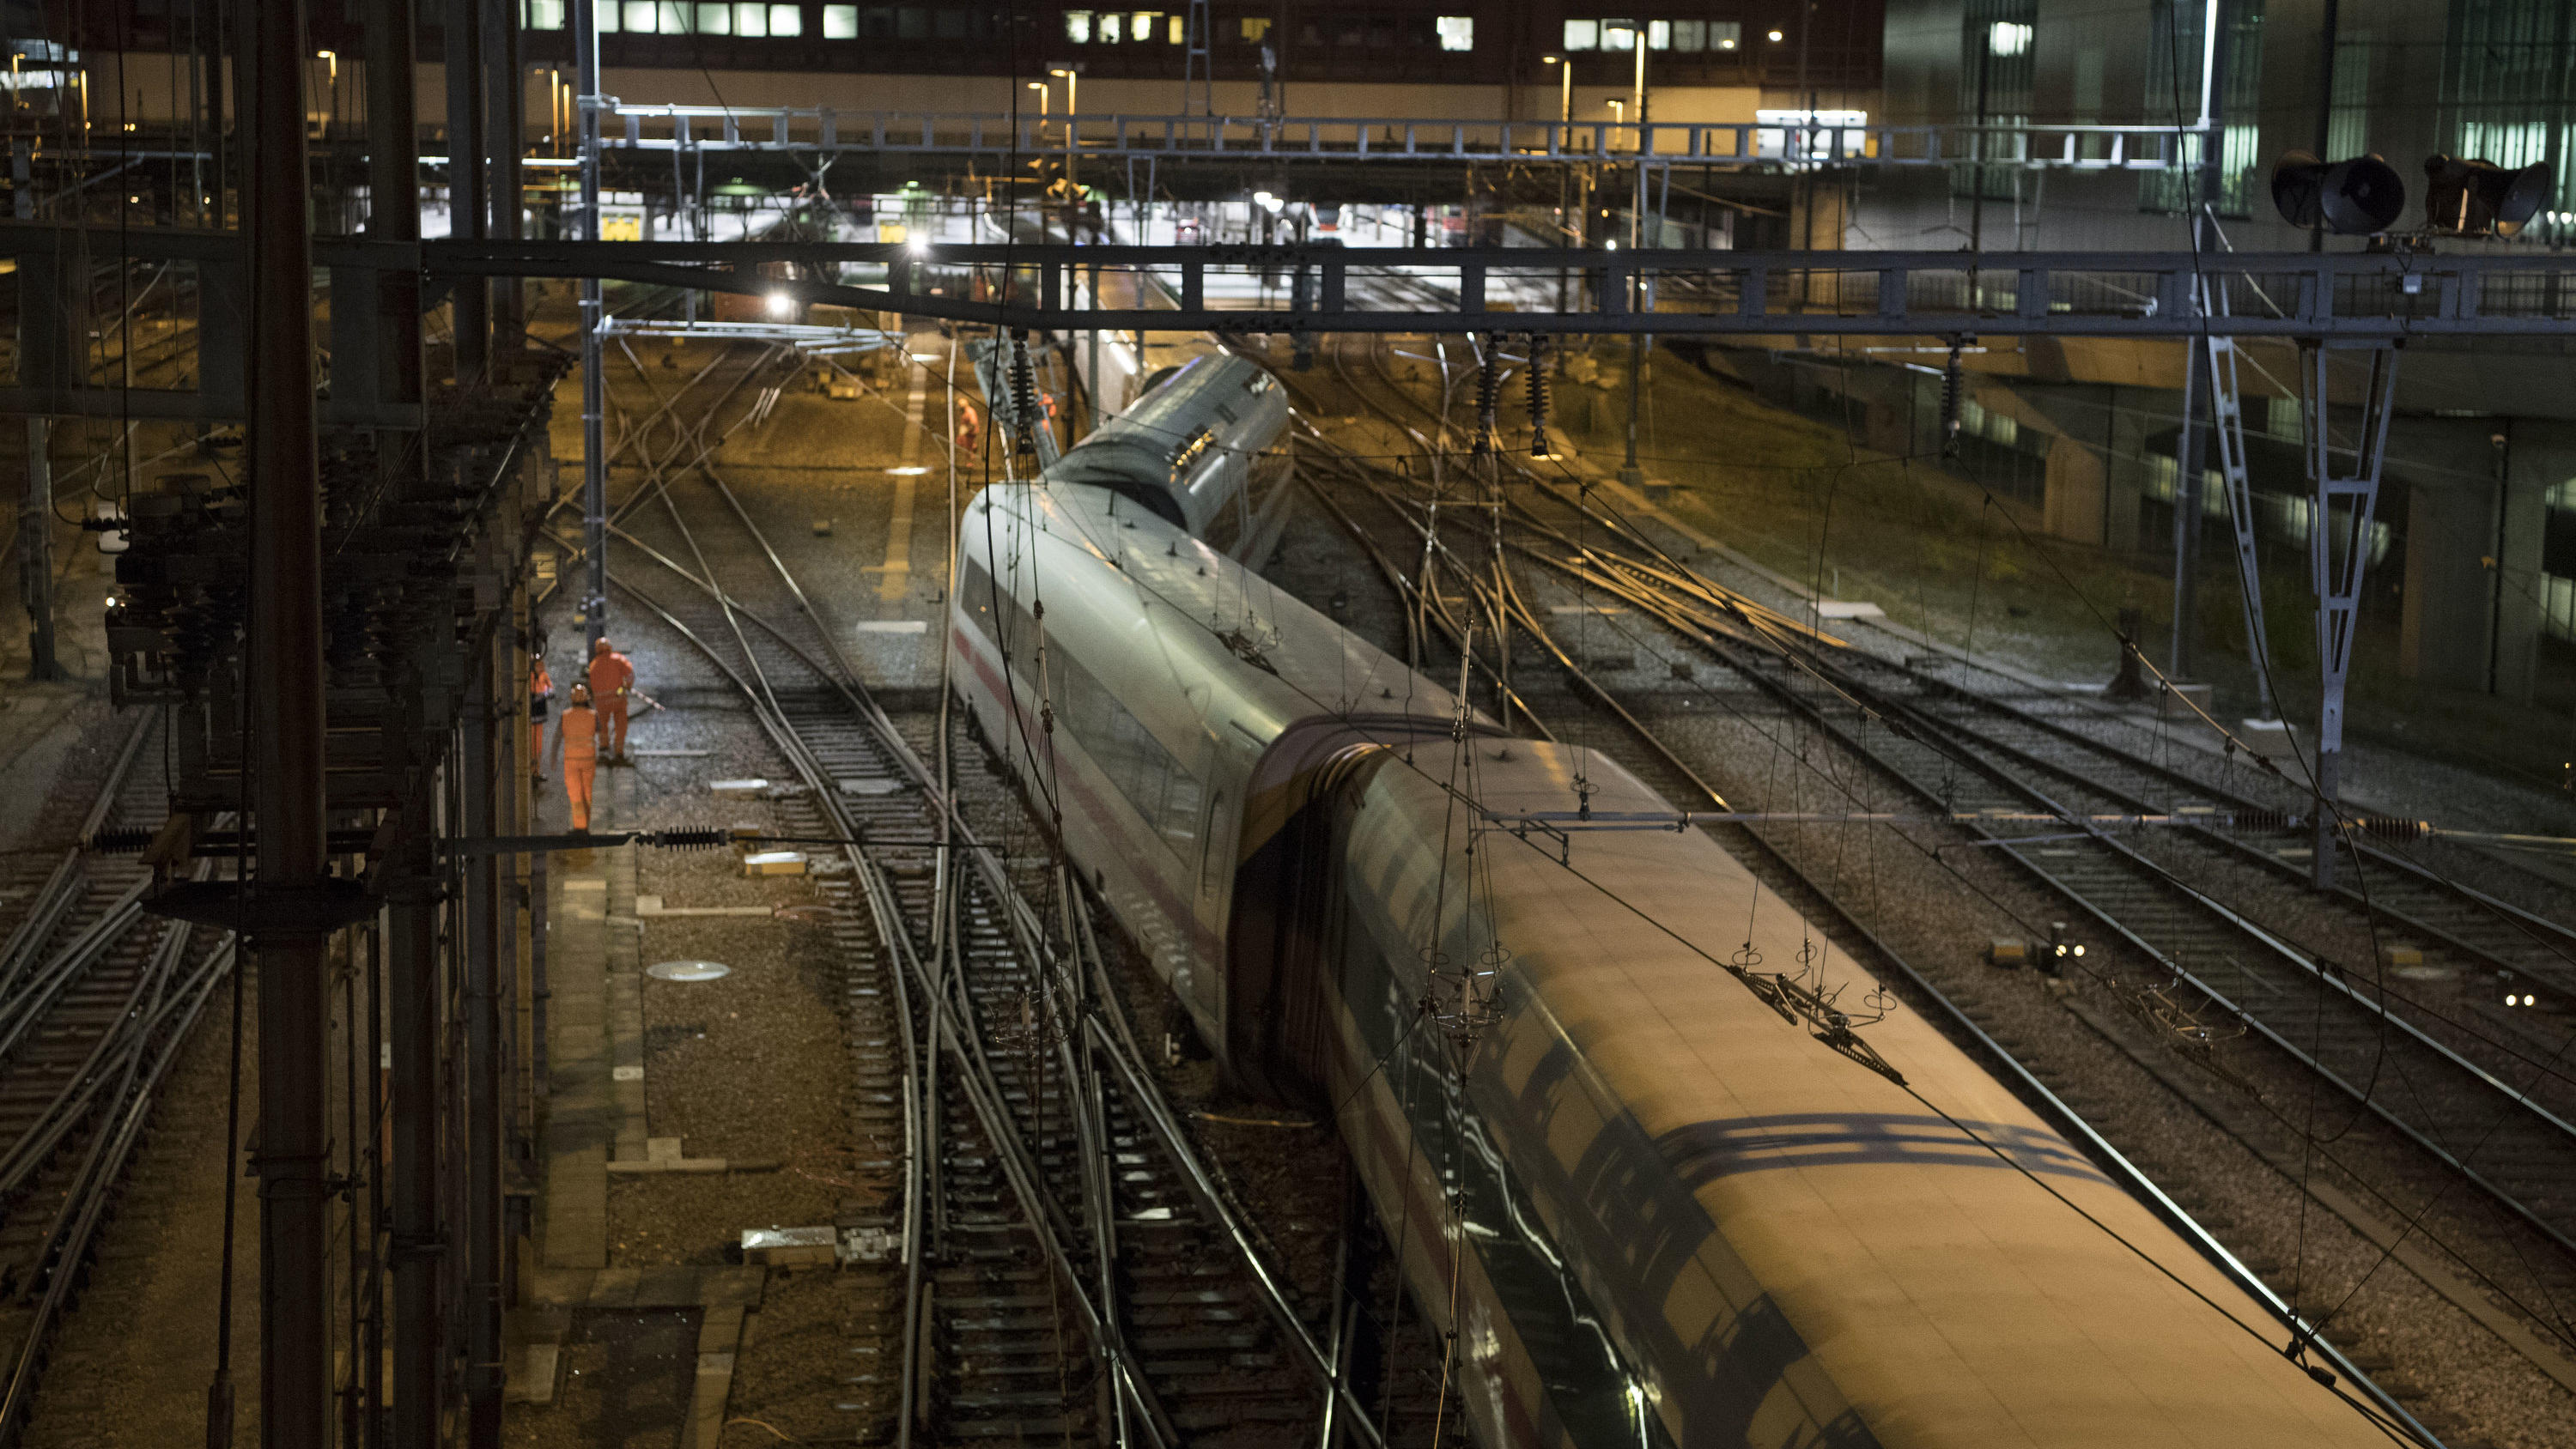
[2140,0,2265,215]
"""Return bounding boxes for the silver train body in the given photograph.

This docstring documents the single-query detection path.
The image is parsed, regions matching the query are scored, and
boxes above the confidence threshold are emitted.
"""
[946,361,2388,1448]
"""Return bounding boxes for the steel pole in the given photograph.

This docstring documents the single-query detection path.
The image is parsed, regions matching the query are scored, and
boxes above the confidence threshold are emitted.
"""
[387,829,443,1449]
[490,0,526,359]
[445,0,490,382]
[2171,0,2230,682]
[20,417,58,681]
[461,646,505,1446]
[244,0,332,1443]
[577,0,606,650]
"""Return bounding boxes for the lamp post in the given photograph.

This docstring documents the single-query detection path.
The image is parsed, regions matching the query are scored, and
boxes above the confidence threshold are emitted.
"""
[1631,23,1647,146]
[1050,66,1079,191]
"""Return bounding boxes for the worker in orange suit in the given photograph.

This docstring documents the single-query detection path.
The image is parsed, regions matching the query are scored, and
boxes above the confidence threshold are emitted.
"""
[552,683,599,833]
[954,397,984,459]
[589,636,636,764]
[529,651,555,785]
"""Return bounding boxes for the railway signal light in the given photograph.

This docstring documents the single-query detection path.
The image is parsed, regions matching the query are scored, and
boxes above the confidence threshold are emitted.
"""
[2040,920,2082,977]
[2269,151,2408,235]
[2421,155,2553,238]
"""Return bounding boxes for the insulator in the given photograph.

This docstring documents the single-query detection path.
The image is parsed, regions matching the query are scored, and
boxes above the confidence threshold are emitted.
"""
[1008,329,1039,452]
[2227,807,2296,834]
[1473,334,1503,457]
[644,828,732,851]
[85,828,154,855]
[2360,816,2430,843]
[1525,334,1552,458]
[1940,339,1965,461]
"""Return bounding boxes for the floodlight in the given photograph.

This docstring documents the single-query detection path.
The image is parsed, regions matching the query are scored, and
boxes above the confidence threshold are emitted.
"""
[2269,151,2406,234]
[2422,154,2553,238]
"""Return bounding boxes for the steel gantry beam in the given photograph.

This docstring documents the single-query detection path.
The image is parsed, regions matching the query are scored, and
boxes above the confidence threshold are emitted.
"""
[574,105,2205,173]
[419,239,2576,340]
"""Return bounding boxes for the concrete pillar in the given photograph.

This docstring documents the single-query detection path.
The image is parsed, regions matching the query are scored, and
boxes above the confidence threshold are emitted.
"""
[2042,433,2106,545]
[2494,427,2566,702]
[2102,385,2150,555]
[2400,478,2504,694]
[2400,423,2565,702]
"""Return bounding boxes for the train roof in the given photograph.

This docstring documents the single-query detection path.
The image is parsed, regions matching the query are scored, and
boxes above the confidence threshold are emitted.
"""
[1042,354,1290,534]
[964,477,1480,746]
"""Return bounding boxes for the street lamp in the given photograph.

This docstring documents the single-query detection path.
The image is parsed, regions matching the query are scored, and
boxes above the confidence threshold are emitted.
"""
[1049,66,1078,188]
[1541,53,1571,129]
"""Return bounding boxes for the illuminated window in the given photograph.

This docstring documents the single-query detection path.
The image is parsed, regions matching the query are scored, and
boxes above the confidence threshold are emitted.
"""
[1990,21,2032,55]
[657,1,684,31]
[1436,15,1473,50]
[1133,10,1158,42]
[1602,18,1637,51]
[696,2,731,32]
[1239,16,1269,40]
[768,3,799,34]
[1649,19,1670,48]
[1168,13,1185,42]
[823,4,857,36]
[1562,18,1598,50]
[1713,21,1740,48]
[1670,19,1703,49]
[1100,11,1122,40]
[1065,9,1091,41]
[622,1,656,31]
[596,0,619,30]
[525,0,567,27]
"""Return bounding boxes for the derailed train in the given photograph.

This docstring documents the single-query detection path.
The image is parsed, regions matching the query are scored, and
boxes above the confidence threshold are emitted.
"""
[949,354,2394,1447]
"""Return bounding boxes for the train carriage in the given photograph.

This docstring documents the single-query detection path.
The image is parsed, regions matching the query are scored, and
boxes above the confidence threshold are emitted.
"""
[946,357,2399,1449]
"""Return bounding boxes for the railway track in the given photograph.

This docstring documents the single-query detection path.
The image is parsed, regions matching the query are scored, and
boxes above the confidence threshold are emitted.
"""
[1277,326,2576,1439]
[0,713,234,1443]
[577,395,1429,1443]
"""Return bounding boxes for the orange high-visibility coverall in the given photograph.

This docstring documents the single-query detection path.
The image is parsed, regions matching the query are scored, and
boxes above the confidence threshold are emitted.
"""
[556,704,598,830]
[589,645,635,758]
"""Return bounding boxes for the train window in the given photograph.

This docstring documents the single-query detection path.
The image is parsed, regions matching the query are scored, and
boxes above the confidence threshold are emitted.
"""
[1436,16,1473,51]
[823,4,857,36]
[1561,18,1598,51]
[1064,9,1091,42]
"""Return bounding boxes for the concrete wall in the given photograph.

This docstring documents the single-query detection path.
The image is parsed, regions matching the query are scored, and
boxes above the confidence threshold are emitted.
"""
[2391,418,2560,701]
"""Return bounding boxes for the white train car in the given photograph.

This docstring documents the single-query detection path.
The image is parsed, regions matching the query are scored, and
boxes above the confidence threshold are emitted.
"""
[946,375,2402,1449]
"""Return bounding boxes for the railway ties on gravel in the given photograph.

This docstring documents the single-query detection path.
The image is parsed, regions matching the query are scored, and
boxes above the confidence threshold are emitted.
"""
[599,459,1356,1444]
[0,712,235,1442]
[1283,326,2576,1422]
[1506,499,2576,1259]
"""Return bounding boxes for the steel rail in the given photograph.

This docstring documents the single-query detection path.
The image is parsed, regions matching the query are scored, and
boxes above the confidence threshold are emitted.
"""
[0,713,156,985]
[1548,537,2576,1254]
[1289,378,2442,1444]
[598,462,1364,1434]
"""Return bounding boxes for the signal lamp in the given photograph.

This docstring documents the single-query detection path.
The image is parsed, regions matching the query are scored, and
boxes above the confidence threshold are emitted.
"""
[2270,151,2407,235]
[2421,155,2553,237]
